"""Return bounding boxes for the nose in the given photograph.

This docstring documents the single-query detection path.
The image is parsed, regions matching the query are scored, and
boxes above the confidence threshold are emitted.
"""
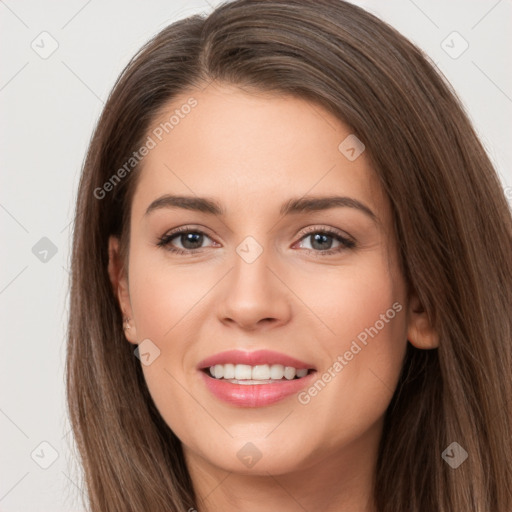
[217,243,292,331]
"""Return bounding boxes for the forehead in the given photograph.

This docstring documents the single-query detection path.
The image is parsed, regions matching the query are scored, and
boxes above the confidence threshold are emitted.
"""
[131,83,388,224]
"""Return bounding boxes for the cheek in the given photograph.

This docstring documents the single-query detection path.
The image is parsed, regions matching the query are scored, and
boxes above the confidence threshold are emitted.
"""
[128,248,211,340]
[288,255,405,357]
[126,249,214,420]
[292,259,408,442]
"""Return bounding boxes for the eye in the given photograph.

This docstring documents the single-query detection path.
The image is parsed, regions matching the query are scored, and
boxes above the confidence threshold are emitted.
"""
[294,226,356,255]
[156,225,356,256]
[156,226,216,255]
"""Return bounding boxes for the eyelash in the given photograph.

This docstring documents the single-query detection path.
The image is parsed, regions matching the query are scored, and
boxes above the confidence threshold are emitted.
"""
[156,225,356,257]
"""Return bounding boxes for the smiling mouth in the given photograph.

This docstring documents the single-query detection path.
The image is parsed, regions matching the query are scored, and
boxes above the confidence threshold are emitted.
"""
[202,364,316,384]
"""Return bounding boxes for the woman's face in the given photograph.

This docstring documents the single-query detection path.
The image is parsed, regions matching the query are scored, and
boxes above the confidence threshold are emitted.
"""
[110,82,423,481]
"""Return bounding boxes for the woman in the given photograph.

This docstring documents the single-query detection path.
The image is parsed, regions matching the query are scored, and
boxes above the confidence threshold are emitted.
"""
[66,0,512,510]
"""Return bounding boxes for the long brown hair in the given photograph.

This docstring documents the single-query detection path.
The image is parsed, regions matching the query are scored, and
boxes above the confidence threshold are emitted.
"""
[66,1,512,510]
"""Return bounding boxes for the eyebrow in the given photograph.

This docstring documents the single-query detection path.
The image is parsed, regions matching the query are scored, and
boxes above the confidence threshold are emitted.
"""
[144,194,377,223]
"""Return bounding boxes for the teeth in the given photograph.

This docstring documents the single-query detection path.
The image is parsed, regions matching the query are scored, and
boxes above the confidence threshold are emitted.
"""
[235,364,252,380]
[284,366,296,380]
[223,363,235,379]
[252,364,270,380]
[270,364,285,379]
[214,365,223,379]
[207,363,310,381]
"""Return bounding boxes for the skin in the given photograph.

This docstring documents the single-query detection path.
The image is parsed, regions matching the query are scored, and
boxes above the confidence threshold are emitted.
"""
[108,82,438,512]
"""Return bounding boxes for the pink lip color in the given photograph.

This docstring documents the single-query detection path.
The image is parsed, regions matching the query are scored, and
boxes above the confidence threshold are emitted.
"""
[197,349,317,407]
[199,369,317,407]
[196,349,314,370]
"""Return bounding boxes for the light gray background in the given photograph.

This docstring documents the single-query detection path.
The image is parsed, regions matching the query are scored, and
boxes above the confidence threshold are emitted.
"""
[1,0,511,510]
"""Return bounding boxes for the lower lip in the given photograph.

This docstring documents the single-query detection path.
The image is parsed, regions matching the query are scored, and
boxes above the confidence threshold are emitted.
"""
[199,370,317,407]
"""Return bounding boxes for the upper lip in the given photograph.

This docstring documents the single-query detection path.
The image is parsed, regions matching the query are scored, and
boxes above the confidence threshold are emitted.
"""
[197,349,316,370]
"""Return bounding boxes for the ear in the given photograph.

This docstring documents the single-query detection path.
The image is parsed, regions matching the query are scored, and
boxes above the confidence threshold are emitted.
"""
[406,292,439,349]
[108,235,138,344]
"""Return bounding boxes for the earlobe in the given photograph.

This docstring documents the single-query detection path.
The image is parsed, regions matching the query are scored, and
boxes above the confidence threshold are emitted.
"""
[406,293,439,350]
[122,316,138,344]
[108,236,138,344]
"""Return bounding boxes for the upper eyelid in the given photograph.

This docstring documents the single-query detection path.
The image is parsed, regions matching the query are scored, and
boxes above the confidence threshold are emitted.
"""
[162,224,350,237]
[161,225,354,246]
